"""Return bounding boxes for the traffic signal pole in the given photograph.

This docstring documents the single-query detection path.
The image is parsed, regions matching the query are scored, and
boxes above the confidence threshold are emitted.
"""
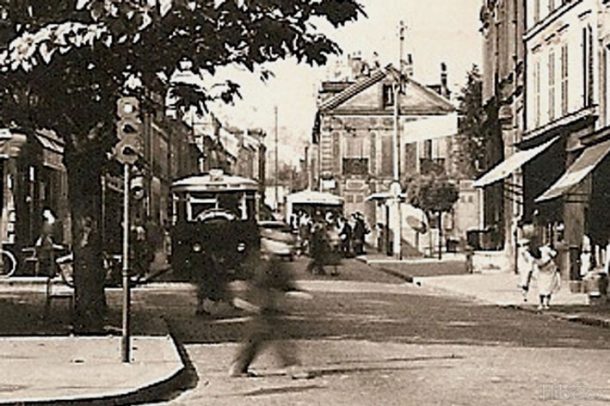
[122,163,131,363]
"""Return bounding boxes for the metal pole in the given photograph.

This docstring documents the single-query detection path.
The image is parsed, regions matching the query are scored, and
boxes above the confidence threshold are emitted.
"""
[274,106,279,211]
[121,163,131,363]
[391,21,405,260]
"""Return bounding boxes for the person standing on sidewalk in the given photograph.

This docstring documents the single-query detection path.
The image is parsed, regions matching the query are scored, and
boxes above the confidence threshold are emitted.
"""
[229,229,312,379]
[531,242,560,310]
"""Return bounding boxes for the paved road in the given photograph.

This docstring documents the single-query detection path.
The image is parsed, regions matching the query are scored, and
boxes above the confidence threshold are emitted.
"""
[2,258,610,404]
[135,258,610,405]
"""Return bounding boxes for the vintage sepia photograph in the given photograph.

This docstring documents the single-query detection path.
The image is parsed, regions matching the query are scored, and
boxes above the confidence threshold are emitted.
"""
[0,0,609,405]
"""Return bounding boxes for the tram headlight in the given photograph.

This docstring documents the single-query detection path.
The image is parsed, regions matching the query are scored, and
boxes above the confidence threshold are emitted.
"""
[192,242,202,253]
[237,242,246,253]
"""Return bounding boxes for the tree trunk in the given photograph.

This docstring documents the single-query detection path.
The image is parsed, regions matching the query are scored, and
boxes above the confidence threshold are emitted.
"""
[66,152,106,334]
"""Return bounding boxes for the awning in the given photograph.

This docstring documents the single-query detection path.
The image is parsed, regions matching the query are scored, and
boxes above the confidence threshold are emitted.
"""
[366,192,406,201]
[473,136,559,188]
[218,127,239,158]
[35,131,65,171]
[536,138,610,202]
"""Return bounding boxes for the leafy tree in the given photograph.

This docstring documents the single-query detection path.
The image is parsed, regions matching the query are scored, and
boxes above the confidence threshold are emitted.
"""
[405,174,459,259]
[454,65,485,178]
[0,0,364,332]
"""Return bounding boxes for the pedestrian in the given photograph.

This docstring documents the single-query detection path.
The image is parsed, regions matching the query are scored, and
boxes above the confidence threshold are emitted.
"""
[339,216,352,257]
[229,229,313,379]
[35,208,57,276]
[516,236,534,302]
[352,212,369,255]
[530,241,560,310]
[193,251,230,316]
[306,220,328,275]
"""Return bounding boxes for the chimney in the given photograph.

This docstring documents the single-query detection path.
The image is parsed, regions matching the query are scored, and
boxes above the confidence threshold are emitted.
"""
[348,51,371,80]
[440,62,448,97]
[401,54,414,77]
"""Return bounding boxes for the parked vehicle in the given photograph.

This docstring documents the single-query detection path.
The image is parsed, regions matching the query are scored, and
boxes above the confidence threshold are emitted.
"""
[258,220,297,261]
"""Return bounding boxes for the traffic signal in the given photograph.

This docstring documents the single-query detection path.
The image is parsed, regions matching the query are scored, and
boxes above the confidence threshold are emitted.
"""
[113,133,143,165]
[130,175,145,200]
[115,96,143,165]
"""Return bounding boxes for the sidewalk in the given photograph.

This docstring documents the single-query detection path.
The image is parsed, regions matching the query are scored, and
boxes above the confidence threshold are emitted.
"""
[0,281,187,405]
[411,269,610,329]
[0,335,184,405]
[357,254,610,329]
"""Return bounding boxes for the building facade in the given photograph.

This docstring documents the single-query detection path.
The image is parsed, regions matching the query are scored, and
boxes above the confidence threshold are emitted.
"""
[311,55,466,254]
[478,0,610,279]
[478,0,526,267]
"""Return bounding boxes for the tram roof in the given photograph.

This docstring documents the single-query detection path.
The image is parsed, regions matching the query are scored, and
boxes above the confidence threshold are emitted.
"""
[172,171,258,193]
[286,190,344,205]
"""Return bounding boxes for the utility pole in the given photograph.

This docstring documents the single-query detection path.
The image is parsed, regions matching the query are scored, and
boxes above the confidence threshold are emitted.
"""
[274,106,279,212]
[390,20,406,260]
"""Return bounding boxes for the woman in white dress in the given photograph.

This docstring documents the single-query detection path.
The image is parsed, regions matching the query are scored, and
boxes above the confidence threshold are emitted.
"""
[517,238,534,302]
[531,244,560,310]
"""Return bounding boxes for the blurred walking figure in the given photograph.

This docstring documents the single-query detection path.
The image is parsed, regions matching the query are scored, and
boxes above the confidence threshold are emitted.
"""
[306,220,328,275]
[229,229,313,378]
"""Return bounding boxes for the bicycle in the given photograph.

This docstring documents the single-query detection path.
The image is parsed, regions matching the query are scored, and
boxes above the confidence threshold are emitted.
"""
[0,247,17,277]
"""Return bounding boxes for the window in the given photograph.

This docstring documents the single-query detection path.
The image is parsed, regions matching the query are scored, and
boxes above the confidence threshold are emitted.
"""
[534,59,541,127]
[548,51,556,121]
[381,135,393,176]
[561,44,569,115]
[423,139,433,160]
[534,0,540,23]
[583,25,594,107]
[382,84,394,107]
[548,0,555,13]
[343,135,370,176]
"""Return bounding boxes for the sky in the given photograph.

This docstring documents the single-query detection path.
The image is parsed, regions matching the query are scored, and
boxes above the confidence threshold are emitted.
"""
[211,0,483,166]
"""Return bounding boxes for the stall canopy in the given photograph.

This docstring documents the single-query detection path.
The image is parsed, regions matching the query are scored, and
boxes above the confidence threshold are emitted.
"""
[535,138,610,202]
[473,136,559,188]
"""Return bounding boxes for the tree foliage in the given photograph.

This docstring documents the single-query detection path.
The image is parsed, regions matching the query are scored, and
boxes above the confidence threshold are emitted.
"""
[405,173,459,259]
[455,65,486,178]
[0,0,365,332]
[405,174,459,215]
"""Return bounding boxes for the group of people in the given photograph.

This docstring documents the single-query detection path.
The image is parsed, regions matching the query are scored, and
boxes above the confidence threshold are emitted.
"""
[290,210,370,260]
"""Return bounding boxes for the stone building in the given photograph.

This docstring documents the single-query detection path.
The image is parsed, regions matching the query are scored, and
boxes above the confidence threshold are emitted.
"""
[311,55,463,254]
[477,0,610,279]
[475,0,526,268]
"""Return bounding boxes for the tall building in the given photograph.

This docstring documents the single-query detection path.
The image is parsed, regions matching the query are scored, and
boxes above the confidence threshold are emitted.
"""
[477,0,610,279]
[476,0,526,265]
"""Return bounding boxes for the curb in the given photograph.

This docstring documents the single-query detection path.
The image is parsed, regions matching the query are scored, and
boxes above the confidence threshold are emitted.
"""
[0,331,189,406]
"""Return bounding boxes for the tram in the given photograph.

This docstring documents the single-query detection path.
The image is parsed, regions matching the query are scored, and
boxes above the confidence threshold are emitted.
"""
[170,170,260,282]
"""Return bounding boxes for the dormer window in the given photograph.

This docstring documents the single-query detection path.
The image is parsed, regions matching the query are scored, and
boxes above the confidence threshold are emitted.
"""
[382,84,394,107]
